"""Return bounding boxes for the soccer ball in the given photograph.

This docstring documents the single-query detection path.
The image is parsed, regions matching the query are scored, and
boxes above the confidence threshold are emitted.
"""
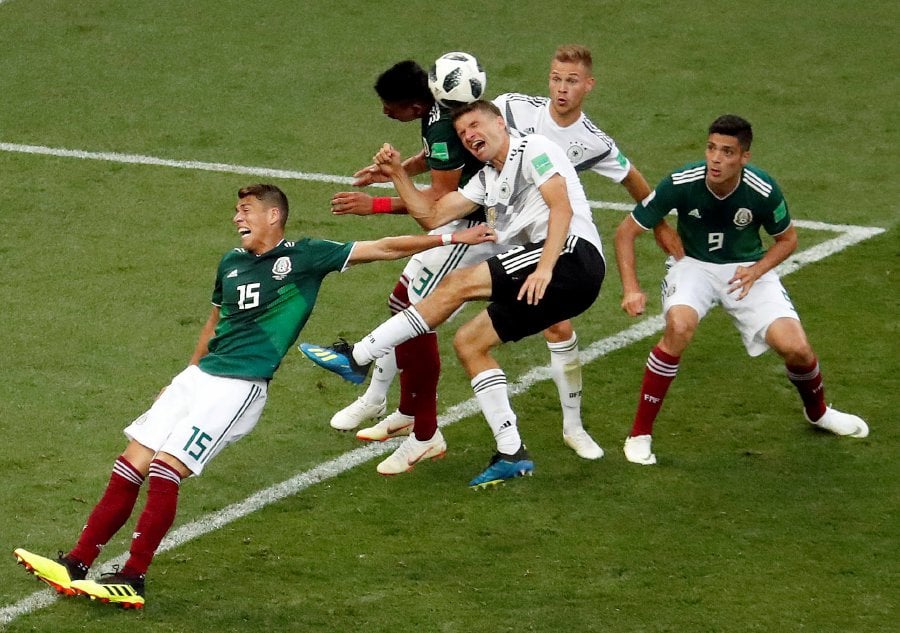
[428,52,487,108]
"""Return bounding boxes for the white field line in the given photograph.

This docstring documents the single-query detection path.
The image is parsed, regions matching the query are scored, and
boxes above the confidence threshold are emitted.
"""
[0,142,886,626]
[0,141,639,210]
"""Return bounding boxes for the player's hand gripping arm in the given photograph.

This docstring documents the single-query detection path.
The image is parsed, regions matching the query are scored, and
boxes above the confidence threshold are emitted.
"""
[621,165,684,259]
[348,223,496,264]
[727,224,798,300]
[331,149,442,216]
[371,143,477,230]
[518,175,573,306]
[614,215,649,316]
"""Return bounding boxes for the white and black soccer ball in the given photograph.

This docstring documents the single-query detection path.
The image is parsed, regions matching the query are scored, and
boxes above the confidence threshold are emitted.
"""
[428,52,487,108]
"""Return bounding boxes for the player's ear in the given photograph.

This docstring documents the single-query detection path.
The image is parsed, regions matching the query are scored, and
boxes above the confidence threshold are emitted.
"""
[741,150,751,166]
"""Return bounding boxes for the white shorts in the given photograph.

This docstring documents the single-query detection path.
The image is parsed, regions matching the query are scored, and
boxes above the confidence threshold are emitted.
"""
[124,365,268,475]
[404,219,505,305]
[661,256,799,357]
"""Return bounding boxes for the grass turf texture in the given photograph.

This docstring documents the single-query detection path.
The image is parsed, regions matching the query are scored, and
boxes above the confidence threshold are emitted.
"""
[0,1,896,631]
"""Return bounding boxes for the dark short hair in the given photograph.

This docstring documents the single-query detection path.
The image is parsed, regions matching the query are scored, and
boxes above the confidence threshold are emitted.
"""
[708,114,753,151]
[450,99,503,124]
[374,60,432,105]
[238,183,289,227]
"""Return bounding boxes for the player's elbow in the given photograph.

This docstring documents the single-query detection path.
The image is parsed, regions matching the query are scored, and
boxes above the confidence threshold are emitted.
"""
[414,214,442,231]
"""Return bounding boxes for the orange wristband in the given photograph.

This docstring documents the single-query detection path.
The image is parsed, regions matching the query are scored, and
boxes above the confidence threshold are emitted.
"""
[372,197,392,213]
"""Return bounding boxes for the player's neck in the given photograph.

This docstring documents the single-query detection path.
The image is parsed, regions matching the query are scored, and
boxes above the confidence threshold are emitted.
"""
[705,175,741,199]
[549,105,582,127]
[490,137,512,170]
[249,234,285,256]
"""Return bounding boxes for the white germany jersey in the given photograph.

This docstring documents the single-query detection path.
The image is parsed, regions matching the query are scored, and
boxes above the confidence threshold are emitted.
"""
[458,133,602,253]
[493,92,631,183]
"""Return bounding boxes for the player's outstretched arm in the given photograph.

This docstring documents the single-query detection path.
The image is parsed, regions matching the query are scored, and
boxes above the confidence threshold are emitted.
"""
[348,224,496,265]
[615,216,649,316]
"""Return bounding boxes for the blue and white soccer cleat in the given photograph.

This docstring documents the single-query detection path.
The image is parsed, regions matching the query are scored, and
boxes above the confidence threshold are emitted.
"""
[299,339,371,385]
[468,446,534,489]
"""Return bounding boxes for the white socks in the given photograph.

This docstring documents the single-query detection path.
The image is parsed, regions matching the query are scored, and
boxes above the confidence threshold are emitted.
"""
[471,368,521,455]
[352,307,430,366]
[547,333,583,435]
[361,348,397,405]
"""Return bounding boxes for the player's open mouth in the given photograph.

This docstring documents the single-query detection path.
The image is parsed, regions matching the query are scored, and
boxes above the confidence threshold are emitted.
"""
[471,139,485,151]
[238,228,251,236]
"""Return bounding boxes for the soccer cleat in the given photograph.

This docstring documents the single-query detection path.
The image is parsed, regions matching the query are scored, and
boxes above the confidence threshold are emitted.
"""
[468,445,534,489]
[330,396,387,431]
[805,406,869,438]
[356,410,414,441]
[376,430,447,475]
[563,428,605,460]
[623,434,657,465]
[299,339,371,385]
[13,548,88,596]
[71,571,145,609]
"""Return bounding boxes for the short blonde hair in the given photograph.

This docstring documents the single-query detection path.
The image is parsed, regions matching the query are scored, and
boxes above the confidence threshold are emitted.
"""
[553,45,593,73]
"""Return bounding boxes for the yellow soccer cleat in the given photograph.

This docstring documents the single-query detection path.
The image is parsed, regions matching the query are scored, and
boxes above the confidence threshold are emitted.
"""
[13,548,88,596]
[71,572,145,609]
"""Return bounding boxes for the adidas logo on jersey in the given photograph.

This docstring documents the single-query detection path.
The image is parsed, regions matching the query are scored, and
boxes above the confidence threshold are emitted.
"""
[226,269,239,278]
[688,209,701,219]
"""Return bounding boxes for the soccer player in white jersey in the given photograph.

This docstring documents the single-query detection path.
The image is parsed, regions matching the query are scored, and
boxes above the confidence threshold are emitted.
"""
[493,44,682,459]
[12,184,496,607]
[614,115,868,465]
[326,60,498,461]
[301,101,607,488]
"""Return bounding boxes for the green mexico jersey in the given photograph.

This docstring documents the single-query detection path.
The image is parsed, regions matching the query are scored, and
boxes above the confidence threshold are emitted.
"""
[632,161,791,264]
[422,102,483,187]
[198,238,353,381]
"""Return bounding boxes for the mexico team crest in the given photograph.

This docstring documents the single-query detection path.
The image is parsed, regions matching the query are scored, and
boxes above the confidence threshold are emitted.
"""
[272,256,292,280]
[733,208,753,228]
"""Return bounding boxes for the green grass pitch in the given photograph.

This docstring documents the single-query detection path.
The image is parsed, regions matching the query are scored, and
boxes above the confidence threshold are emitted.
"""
[0,1,896,631]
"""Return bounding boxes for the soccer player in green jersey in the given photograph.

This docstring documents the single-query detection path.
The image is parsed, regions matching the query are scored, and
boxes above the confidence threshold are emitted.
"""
[614,115,868,465]
[13,184,496,607]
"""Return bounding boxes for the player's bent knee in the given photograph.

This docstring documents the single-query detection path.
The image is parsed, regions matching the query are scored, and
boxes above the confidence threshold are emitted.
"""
[543,320,574,343]
[665,311,698,344]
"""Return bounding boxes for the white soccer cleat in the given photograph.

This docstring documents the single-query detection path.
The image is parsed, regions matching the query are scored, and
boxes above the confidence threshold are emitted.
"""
[356,410,414,442]
[623,434,657,465]
[376,431,447,475]
[805,406,869,438]
[329,396,386,431]
[563,428,604,460]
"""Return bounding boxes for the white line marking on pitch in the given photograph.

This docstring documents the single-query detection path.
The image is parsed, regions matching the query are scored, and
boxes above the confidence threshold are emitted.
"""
[0,140,886,626]
[0,141,636,210]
